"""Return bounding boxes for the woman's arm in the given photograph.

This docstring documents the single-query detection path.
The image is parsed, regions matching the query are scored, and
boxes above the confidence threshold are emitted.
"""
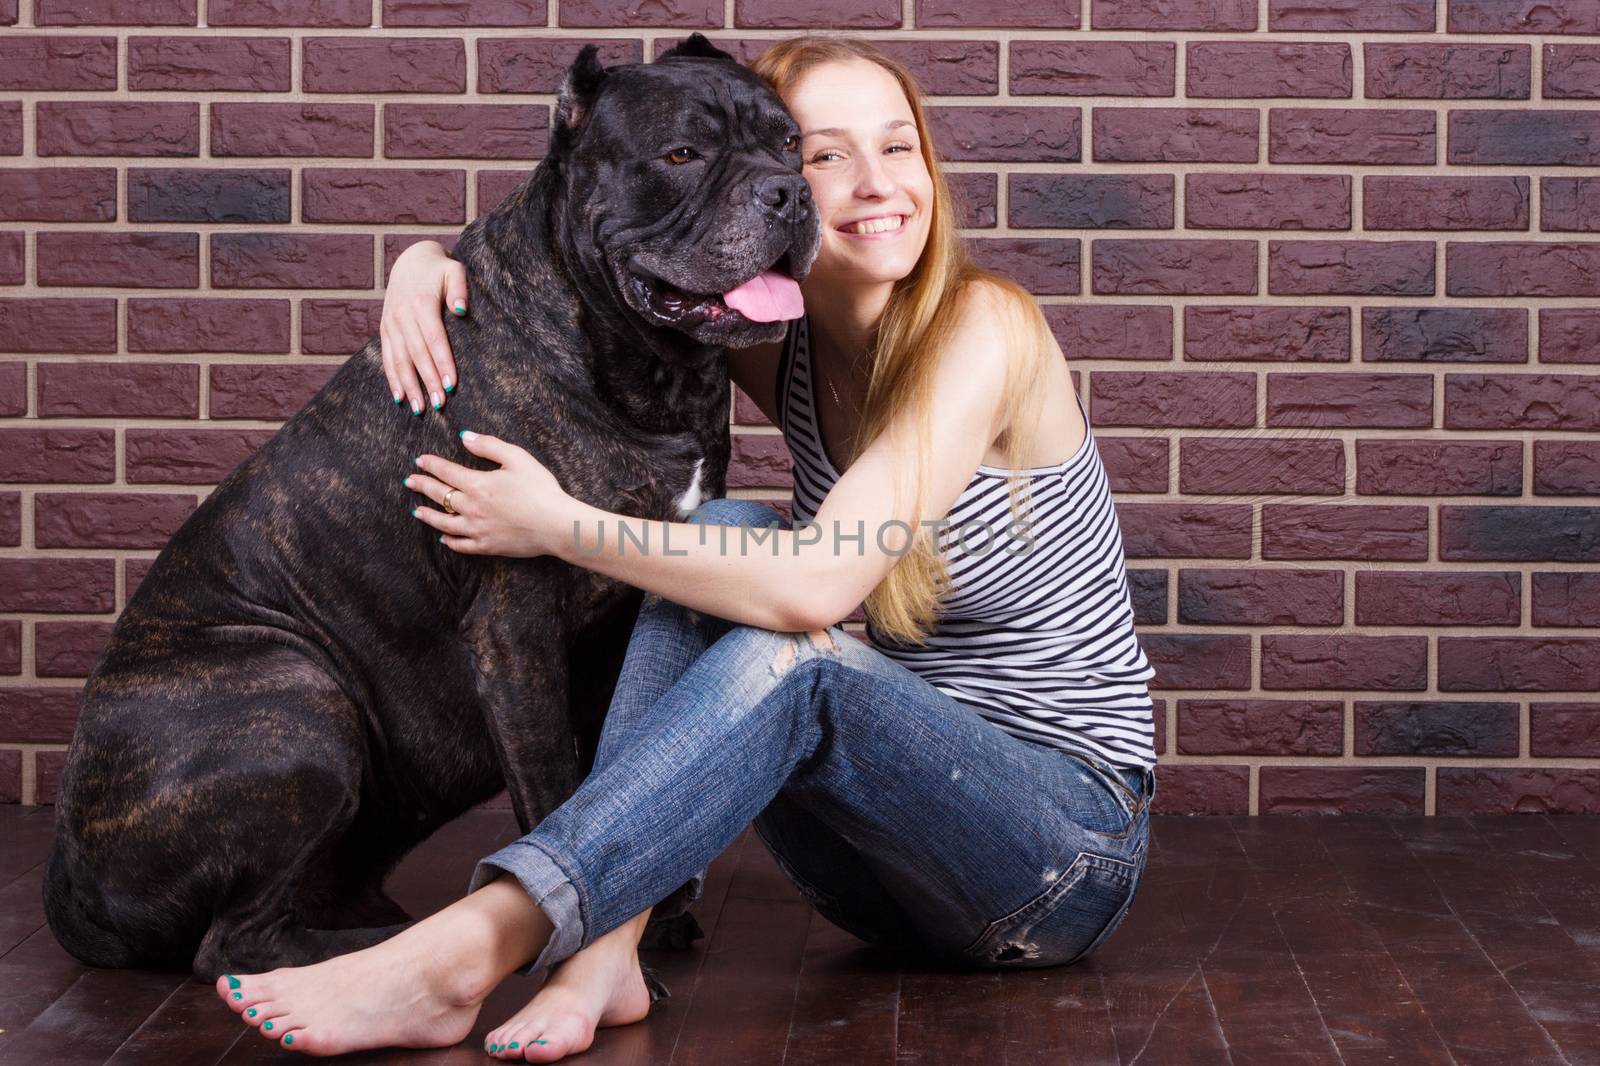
[406,283,1017,633]
[381,239,469,415]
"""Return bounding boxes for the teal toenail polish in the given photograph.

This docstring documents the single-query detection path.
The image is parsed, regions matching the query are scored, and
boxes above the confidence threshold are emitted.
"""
[232,991,241,999]
[284,1033,293,1045]
[510,1042,519,1049]
[264,1021,273,1031]
[535,1040,547,1045]
[226,975,240,990]
[247,1008,257,1018]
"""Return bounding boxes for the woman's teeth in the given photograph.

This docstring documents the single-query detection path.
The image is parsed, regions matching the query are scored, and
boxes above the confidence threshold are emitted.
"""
[843,215,903,235]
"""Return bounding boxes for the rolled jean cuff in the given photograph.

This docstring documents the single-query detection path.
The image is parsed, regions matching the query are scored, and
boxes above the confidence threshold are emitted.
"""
[466,839,585,978]
[654,865,709,919]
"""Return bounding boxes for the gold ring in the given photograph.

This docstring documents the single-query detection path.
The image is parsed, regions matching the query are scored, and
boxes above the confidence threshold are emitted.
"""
[442,489,457,515]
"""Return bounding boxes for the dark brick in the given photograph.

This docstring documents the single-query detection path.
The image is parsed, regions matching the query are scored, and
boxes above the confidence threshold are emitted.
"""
[1270,0,1433,29]
[1440,505,1600,562]
[1269,240,1435,296]
[1094,107,1258,163]
[478,39,641,93]
[1437,768,1600,815]
[1178,568,1343,625]
[1545,44,1600,98]
[1188,42,1352,98]
[1445,373,1600,430]
[1050,304,1172,362]
[36,0,195,22]
[303,168,464,224]
[128,167,290,223]
[1269,108,1435,164]
[967,238,1080,294]
[1440,636,1600,691]
[1448,0,1600,33]
[212,103,374,157]
[35,621,114,677]
[0,102,17,155]
[0,621,16,675]
[1365,43,1531,99]
[211,233,373,289]
[1117,504,1253,559]
[38,362,199,418]
[1541,309,1600,363]
[1093,0,1254,29]
[870,40,999,96]
[382,231,458,278]
[1262,635,1428,690]
[1179,699,1343,756]
[1185,306,1350,363]
[1531,702,1600,757]
[129,36,291,91]
[1100,437,1171,493]
[1180,439,1345,495]
[1258,768,1425,815]
[0,688,82,743]
[1262,504,1430,560]
[948,172,997,228]
[384,104,547,159]
[36,492,196,549]
[558,0,720,27]
[1150,764,1250,815]
[1266,372,1433,428]
[0,429,115,483]
[382,0,543,24]
[1143,633,1253,690]
[1009,41,1174,97]
[0,559,114,612]
[0,363,23,417]
[1534,440,1600,495]
[1362,306,1528,363]
[1126,568,1167,624]
[1449,110,1600,166]
[926,107,1080,162]
[127,428,276,483]
[1355,701,1518,757]
[0,299,117,353]
[37,101,199,156]
[0,167,116,222]
[476,171,528,216]
[0,493,17,545]
[0,36,117,91]
[303,37,465,93]
[212,0,372,24]
[1094,239,1257,295]
[727,433,792,489]
[917,0,1078,26]
[209,364,338,419]
[1008,174,1172,229]
[1355,571,1519,626]
[0,233,19,285]
[301,298,382,354]
[1186,173,1350,230]
[734,0,899,27]
[37,232,199,289]
[1542,177,1600,232]
[127,298,290,354]
[1356,438,1523,496]
[1091,372,1254,428]
[1364,175,1528,230]
[1532,571,1600,625]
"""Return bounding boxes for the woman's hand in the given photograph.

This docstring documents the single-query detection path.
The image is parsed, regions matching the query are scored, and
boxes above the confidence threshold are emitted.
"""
[380,239,468,416]
[404,430,579,559]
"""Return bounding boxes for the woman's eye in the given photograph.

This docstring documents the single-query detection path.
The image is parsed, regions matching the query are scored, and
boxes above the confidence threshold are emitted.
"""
[783,134,799,152]
[886,142,914,154]
[667,147,697,165]
[809,149,840,164]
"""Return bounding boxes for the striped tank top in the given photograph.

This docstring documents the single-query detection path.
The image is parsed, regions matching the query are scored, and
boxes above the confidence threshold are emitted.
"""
[777,314,1159,771]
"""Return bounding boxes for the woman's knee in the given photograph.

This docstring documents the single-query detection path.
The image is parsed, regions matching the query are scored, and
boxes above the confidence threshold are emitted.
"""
[686,496,788,530]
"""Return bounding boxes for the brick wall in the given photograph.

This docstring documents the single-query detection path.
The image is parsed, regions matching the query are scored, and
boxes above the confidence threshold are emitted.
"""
[1,0,1597,815]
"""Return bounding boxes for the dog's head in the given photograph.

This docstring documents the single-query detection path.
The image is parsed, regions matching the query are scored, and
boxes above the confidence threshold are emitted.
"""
[547,35,821,351]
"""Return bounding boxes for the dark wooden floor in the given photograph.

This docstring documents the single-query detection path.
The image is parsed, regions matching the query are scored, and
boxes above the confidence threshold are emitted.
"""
[3,806,1599,1066]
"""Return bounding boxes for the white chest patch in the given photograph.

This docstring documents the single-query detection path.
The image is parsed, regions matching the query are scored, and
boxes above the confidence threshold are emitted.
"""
[674,457,707,517]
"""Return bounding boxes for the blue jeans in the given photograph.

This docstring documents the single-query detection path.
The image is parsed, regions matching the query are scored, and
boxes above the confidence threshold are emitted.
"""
[468,497,1155,987]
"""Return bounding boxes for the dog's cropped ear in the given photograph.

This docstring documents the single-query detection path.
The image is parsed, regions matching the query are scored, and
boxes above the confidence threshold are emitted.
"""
[658,33,736,63]
[552,44,608,153]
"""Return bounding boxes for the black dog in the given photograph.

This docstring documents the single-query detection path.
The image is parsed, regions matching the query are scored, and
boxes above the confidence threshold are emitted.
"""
[44,35,819,984]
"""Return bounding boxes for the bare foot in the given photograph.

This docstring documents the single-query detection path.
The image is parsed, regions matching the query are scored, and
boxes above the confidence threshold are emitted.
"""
[482,925,653,1062]
[215,878,550,1056]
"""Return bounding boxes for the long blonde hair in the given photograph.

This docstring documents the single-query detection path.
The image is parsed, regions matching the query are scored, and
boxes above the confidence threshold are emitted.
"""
[749,36,1059,647]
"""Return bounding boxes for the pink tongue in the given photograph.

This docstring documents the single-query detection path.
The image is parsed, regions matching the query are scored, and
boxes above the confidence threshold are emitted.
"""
[722,271,804,322]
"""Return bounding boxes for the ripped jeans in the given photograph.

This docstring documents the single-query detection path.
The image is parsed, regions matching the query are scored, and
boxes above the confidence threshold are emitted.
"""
[468,497,1155,986]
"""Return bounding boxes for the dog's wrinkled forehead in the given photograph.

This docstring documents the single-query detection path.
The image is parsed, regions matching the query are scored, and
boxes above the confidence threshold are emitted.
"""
[602,63,789,150]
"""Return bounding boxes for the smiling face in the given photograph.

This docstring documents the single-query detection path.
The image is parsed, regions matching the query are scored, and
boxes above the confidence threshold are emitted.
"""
[784,58,935,290]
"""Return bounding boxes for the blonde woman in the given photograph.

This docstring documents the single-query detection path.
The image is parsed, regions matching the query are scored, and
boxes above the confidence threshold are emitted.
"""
[215,36,1158,1061]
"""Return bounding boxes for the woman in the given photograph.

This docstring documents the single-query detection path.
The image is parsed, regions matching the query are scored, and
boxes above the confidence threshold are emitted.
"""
[214,36,1158,1061]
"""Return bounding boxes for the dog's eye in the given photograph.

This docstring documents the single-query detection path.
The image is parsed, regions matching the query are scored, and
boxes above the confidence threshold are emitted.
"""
[783,134,799,152]
[667,147,698,165]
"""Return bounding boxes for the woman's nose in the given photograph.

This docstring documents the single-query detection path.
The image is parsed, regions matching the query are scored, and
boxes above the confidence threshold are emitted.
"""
[853,153,896,199]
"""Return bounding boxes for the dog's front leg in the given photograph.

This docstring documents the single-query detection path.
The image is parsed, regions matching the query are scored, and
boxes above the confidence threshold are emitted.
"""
[461,568,581,833]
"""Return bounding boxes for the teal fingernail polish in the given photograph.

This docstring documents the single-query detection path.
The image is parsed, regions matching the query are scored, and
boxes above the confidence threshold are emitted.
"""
[413,455,421,466]
[453,303,465,314]
[411,508,418,517]
[457,429,466,438]
[226,975,240,990]
[284,1033,293,1045]
[247,1008,257,1018]
[392,395,403,404]
[444,382,455,393]
[264,1021,273,1031]
[431,402,442,411]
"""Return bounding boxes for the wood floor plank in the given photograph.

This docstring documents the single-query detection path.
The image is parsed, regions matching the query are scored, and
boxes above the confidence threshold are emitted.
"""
[0,864,47,959]
[894,964,1006,1066]
[0,809,56,889]
[103,979,246,1066]
[0,966,187,1066]
[781,911,899,1066]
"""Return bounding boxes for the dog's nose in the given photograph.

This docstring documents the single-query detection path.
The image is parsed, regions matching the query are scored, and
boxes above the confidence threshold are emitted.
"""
[754,174,811,221]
